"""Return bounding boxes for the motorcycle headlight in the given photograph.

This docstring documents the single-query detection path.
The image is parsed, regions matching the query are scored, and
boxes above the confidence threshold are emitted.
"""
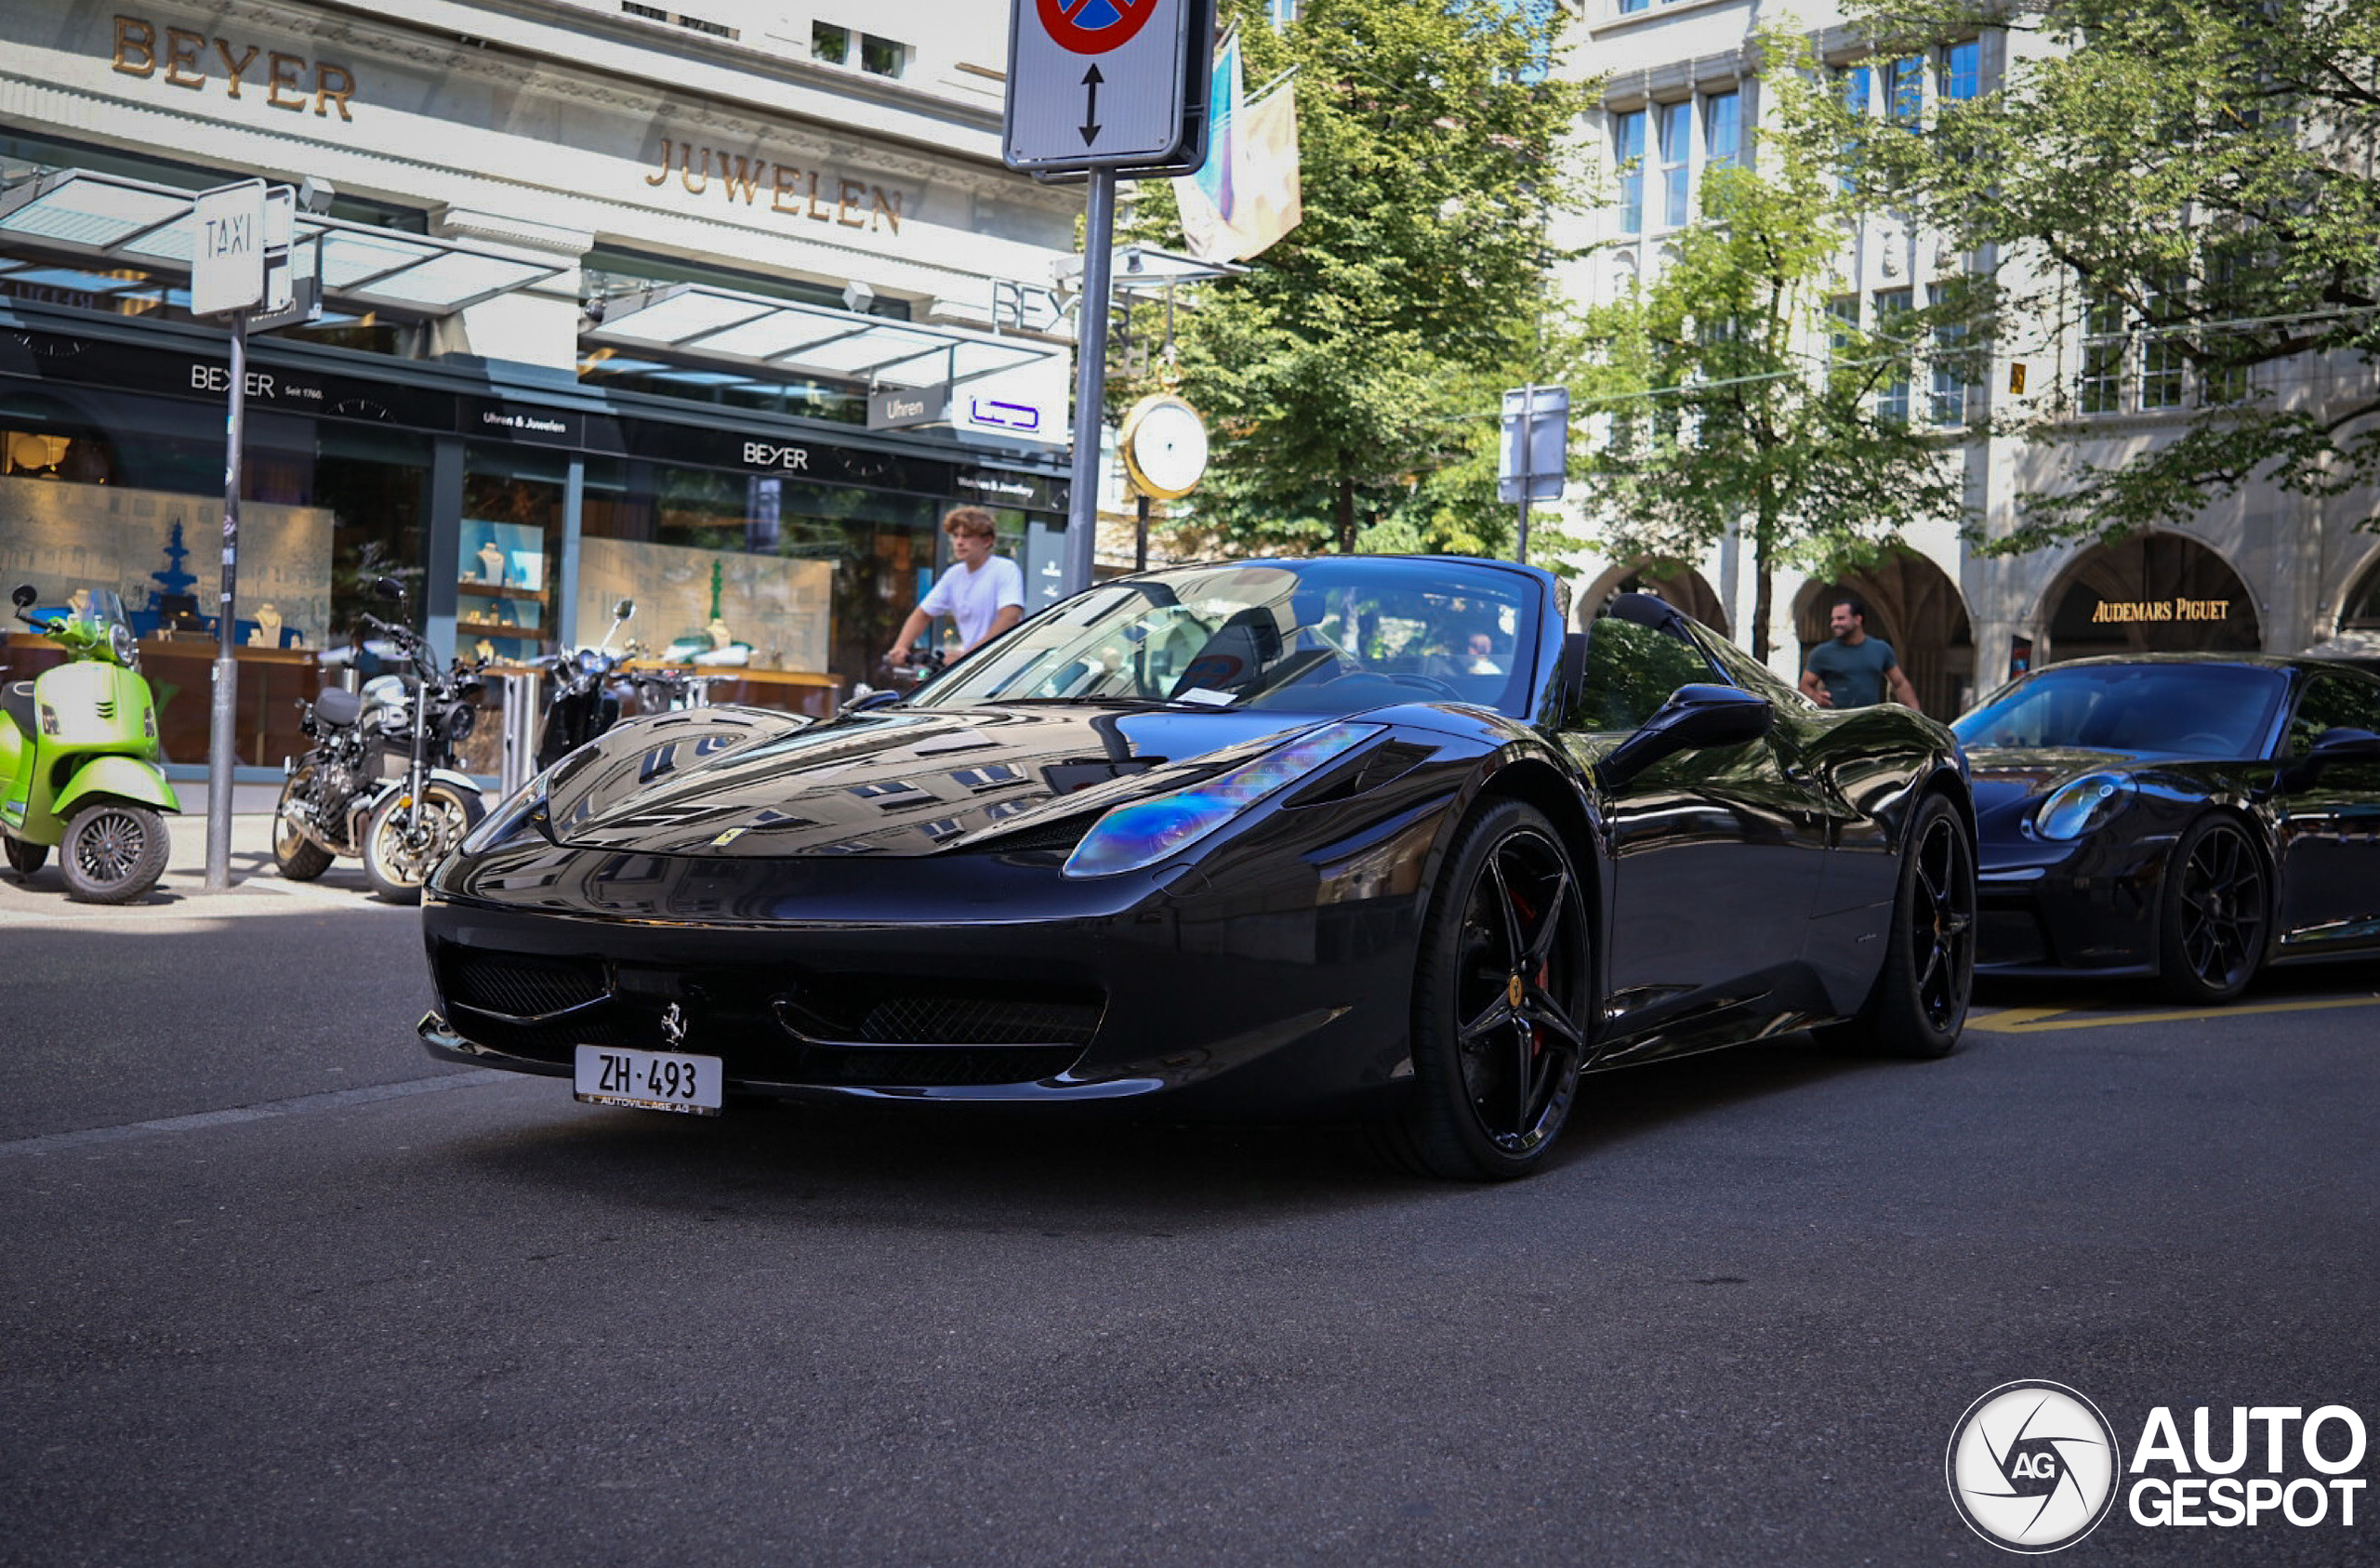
[457,769,555,856]
[446,703,477,744]
[1061,721,1382,879]
[110,624,139,668]
[2035,771,2136,840]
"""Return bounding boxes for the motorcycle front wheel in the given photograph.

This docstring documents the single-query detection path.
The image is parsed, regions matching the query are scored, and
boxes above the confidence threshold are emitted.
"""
[61,802,169,903]
[272,767,336,880]
[361,781,483,905]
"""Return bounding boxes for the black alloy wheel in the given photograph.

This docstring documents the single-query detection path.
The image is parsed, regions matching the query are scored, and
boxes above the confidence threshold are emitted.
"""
[1391,798,1592,1180]
[60,802,169,904]
[4,835,46,876]
[1822,791,1975,1059]
[2157,815,2268,1005]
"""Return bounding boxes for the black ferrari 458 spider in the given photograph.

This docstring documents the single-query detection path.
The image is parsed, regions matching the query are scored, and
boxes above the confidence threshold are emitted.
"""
[1953,653,2380,1002]
[419,555,1976,1179]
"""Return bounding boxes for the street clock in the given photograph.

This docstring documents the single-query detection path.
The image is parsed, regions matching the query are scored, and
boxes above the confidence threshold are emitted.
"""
[1119,393,1209,500]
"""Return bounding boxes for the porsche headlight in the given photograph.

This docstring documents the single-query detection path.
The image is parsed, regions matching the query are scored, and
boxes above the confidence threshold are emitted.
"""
[2035,771,2136,840]
[457,769,555,855]
[1061,721,1383,879]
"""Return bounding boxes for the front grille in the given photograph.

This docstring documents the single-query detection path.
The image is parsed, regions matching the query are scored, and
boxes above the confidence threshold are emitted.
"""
[439,951,607,1019]
[803,1046,1084,1087]
[777,977,1104,1046]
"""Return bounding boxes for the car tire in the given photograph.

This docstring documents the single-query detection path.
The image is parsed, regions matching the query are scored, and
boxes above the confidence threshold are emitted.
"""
[271,770,335,881]
[60,802,169,904]
[5,835,46,876]
[2155,814,2268,1005]
[1818,792,1975,1059]
[1382,798,1592,1181]
[361,782,483,906]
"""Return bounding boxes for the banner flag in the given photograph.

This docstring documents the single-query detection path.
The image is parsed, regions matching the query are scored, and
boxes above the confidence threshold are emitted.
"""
[1176,32,1241,262]
[1229,77,1302,260]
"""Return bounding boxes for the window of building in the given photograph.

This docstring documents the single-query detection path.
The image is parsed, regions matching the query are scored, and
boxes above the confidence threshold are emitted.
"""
[1618,0,1650,14]
[1887,57,1924,128]
[1705,90,1742,174]
[1835,66,1871,191]
[1616,110,1646,235]
[1269,0,1300,24]
[2140,276,2185,410]
[2080,290,2126,414]
[1827,295,1859,362]
[1874,288,1913,421]
[1928,284,1971,426]
[1939,40,1981,102]
[813,22,906,76]
[1659,102,1692,227]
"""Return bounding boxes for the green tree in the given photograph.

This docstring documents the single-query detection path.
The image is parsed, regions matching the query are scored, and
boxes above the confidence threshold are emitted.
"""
[1124,0,1598,559]
[1837,0,2380,553]
[1578,33,1973,660]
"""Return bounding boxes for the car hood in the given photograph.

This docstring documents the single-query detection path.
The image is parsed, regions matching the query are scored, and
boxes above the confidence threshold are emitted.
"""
[536,702,1395,859]
[1963,745,2154,815]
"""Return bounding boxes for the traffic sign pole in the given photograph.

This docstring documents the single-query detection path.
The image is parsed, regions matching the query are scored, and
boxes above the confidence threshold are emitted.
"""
[1063,167,1118,597]
[205,311,247,889]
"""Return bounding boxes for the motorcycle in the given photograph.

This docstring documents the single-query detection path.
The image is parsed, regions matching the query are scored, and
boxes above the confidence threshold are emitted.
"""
[534,597,636,770]
[1,583,180,903]
[271,577,485,904]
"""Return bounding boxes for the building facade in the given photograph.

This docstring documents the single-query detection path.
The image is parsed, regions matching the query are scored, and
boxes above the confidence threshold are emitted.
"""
[1554,0,2380,714]
[0,0,1081,770]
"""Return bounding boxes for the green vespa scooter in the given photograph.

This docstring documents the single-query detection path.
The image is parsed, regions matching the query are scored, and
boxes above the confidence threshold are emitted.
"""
[2,584,181,902]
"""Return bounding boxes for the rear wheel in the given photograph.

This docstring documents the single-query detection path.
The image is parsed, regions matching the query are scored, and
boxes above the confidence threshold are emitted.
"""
[271,769,335,881]
[4,835,46,876]
[1820,793,1975,1058]
[2157,815,2268,1004]
[361,782,483,905]
[60,802,169,903]
[1383,799,1591,1181]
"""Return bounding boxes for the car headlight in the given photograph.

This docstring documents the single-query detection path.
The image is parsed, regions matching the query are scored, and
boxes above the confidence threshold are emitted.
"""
[1061,721,1382,879]
[457,769,555,856]
[2035,771,2136,840]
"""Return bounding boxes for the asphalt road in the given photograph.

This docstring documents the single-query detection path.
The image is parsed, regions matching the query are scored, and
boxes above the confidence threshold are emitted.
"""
[4,840,2376,1567]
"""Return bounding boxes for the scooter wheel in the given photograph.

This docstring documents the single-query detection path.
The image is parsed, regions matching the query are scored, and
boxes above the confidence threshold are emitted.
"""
[361,782,483,905]
[5,836,47,877]
[60,802,169,903]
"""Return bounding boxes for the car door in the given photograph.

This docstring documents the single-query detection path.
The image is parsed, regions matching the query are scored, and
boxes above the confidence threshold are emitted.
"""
[2269,670,2380,951]
[1562,613,1830,1048]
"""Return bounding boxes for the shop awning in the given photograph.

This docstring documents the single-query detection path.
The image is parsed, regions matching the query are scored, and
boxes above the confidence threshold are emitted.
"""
[0,169,566,315]
[581,282,1061,389]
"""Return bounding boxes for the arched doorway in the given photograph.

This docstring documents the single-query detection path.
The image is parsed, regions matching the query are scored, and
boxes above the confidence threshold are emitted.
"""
[1578,560,1728,638]
[1796,551,1975,718]
[2042,533,2259,662]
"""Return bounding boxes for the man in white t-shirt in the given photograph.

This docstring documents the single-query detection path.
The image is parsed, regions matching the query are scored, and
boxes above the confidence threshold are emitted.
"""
[882,505,1025,669]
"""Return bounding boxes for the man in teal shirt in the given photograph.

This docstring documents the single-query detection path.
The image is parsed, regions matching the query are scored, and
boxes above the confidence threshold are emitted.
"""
[1800,595,1923,711]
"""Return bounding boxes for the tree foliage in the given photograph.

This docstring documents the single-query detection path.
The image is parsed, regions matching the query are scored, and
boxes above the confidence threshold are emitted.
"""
[1836,0,2380,553]
[1122,0,1598,560]
[1578,33,1974,659]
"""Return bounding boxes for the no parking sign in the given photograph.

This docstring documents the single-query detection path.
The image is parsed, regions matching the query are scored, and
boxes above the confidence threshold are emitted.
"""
[1006,0,1212,172]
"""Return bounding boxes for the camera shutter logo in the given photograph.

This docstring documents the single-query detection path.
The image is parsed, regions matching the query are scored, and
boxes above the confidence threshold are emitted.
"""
[1947,1381,2122,1552]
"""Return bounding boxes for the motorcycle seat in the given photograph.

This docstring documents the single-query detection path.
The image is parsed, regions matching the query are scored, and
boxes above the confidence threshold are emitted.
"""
[2,681,35,740]
[312,685,363,729]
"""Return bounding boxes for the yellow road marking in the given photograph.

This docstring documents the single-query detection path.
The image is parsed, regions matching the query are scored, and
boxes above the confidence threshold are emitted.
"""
[1970,996,2380,1033]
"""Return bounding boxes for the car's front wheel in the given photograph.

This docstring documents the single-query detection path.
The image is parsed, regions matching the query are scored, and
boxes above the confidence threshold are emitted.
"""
[1387,798,1591,1181]
[2157,814,2268,1004]
[1821,792,1975,1058]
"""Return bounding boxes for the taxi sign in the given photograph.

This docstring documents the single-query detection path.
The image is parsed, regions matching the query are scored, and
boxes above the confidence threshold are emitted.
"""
[1006,0,1210,171]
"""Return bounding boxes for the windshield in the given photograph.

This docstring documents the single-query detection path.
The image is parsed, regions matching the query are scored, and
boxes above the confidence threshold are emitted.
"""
[64,586,130,631]
[911,559,1538,718]
[1952,663,2288,757]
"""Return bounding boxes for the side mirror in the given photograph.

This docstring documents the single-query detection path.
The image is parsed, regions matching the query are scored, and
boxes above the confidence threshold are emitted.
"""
[2288,727,2380,788]
[613,599,634,621]
[10,585,34,610]
[371,575,406,602]
[839,688,904,717]
[1595,683,1772,791]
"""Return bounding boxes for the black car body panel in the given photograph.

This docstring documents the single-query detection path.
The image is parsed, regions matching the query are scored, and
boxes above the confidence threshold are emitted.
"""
[1954,654,2380,981]
[420,558,1971,1127]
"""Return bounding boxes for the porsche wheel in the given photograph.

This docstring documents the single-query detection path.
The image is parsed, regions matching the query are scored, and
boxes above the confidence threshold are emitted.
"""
[1390,799,1591,1181]
[1822,793,1975,1059]
[4,835,46,876]
[60,802,169,904]
[362,782,483,905]
[271,770,335,881]
[2157,815,2268,1005]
